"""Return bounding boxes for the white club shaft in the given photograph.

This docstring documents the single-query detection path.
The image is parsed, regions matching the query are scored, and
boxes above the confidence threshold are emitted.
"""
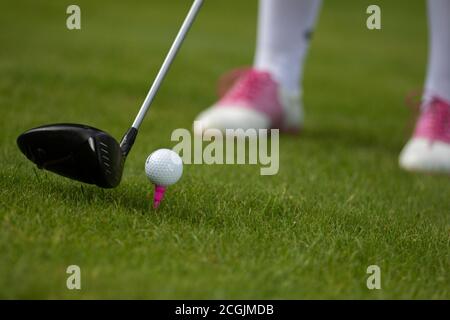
[132,0,204,129]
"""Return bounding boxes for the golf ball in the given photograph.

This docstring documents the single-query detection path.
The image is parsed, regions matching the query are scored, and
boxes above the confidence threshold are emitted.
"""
[145,149,183,187]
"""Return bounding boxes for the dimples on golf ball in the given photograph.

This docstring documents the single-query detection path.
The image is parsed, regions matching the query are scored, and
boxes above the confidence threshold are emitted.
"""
[145,149,183,187]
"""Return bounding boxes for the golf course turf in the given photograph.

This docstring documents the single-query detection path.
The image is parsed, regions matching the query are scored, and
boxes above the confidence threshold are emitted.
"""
[0,0,448,299]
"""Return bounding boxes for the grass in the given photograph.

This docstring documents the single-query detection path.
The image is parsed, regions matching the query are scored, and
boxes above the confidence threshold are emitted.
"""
[0,0,448,299]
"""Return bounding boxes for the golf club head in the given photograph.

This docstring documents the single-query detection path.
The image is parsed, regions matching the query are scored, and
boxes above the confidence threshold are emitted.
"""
[17,124,125,188]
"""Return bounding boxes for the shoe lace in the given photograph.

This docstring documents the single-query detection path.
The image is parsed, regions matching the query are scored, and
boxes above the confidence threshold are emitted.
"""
[217,67,274,102]
[406,90,450,139]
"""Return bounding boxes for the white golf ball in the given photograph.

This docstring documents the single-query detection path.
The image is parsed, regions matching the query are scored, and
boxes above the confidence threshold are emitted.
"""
[145,149,183,187]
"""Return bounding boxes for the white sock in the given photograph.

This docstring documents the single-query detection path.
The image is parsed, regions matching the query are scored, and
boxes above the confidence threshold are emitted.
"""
[425,0,450,103]
[254,0,322,94]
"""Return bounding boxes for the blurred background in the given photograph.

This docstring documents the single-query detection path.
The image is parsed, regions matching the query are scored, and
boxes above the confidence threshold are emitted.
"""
[0,1,448,299]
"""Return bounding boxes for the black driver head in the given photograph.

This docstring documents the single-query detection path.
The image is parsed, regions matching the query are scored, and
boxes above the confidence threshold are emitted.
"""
[17,124,125,188]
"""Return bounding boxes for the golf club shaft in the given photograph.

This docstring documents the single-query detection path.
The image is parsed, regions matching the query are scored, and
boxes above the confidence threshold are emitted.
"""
[132,0,204,129]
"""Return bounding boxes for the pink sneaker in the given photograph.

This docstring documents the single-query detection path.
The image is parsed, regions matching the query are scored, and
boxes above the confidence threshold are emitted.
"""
[195,68,302,134]
[399,96,450,173]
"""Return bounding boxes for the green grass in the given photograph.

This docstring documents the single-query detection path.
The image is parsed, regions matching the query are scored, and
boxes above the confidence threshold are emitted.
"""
[0,0,448,299]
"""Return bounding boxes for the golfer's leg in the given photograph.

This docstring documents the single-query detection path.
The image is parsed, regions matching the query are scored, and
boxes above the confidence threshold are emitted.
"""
[424,0,450,102]
[399,0,450,173]
[255,0,322,95]
[195,0,322,133]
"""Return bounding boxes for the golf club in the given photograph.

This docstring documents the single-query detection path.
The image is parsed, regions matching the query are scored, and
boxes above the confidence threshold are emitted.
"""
[17,0,203,188]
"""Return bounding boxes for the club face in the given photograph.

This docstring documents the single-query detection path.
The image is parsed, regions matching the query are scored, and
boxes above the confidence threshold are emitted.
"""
[17,124,124,188]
